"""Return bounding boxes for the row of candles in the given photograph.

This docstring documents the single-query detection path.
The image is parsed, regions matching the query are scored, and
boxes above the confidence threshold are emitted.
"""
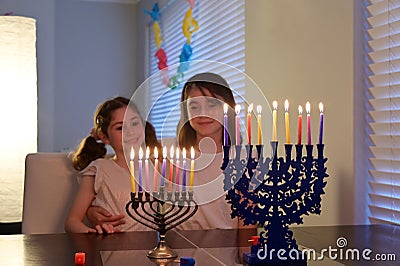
[129,145,194,193]
[225,100,324,146]
[130,100,324,193]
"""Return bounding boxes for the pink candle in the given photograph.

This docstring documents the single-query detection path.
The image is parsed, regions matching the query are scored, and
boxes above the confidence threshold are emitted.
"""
[306,102,311,145]
[175,147,180,189]
[182,148,187,192]
[161,146,167,187]
[138,147,143,192]
[235,105,241,145]
[247,104,253,145]
[319,102,324,144]
[153,147,158,191]
[145,147,150,191]
[297,105,303,145]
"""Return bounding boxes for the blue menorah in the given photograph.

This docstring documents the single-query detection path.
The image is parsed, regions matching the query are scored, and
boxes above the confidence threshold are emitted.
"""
[222,142,329,265]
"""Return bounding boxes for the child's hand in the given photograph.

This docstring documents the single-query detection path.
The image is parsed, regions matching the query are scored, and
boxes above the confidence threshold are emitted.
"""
[86,205,126,228]
[93,223,121,234]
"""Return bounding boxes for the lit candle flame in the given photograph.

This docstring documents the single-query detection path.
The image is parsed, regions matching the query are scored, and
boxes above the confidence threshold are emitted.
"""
[163,146,167,158]
[191,146,195,160]
[139,147,143,160]
[298,105,303,115]
[235,104,241,115]
[170,145,174,158]
[146,146,150,160]
[130,147,135,160]
[248,103,253,113]
[223,103,228,114]
[284,99,289,112]
[319,102,324,113]
[273,100,278,110]
[176,147,180,159]
[306,101,311,114]
[257,105,262,114]
[154,146,158,159]
[182,147,186,159]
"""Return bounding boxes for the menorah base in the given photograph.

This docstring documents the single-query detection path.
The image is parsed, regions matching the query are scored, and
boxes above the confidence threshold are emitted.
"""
[147,235,178,260]
[243,251,307,266]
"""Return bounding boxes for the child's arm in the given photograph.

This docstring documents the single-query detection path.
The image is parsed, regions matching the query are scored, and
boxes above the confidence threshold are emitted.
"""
[65,175,97,233]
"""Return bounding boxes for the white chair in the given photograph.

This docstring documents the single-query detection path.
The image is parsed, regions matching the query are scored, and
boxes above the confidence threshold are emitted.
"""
[22,153,78,234]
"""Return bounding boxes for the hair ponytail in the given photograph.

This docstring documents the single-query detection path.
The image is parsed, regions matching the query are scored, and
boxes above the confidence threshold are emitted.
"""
[71,136,107,171]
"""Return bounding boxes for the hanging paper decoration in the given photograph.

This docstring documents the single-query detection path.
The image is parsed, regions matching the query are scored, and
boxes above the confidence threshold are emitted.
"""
[143,1,199,89]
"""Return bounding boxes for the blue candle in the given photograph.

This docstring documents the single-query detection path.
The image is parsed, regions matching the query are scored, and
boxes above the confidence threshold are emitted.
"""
[319,102,324,144]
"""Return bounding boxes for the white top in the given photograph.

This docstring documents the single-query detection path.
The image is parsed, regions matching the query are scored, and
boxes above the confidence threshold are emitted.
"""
[161,138,238,230]
[79,158,150,231]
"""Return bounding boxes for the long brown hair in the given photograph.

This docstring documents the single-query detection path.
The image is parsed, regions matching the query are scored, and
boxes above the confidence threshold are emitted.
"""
[177,73,237,150]
[72,96,160,171]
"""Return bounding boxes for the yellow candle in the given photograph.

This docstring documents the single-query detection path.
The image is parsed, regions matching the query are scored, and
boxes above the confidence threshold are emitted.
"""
[169,145,174,192]
[257,105,262,144]
[129,147,135,193]
[272,101,278,141]
[247,104,253,145]
[284,99,290,143]
[189,146,195,190]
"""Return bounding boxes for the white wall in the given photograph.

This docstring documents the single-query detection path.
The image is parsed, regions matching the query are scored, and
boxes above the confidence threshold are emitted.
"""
[1,0,138,152]
[246,0,355,226]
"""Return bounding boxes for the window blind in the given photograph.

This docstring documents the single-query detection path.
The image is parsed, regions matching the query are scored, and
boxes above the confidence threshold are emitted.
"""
[366,0,400,225]
[146,0,245,139]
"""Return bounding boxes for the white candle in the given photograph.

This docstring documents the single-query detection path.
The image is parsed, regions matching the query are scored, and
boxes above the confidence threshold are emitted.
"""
[145,146,150,191]
[284,99,290,144]
[153,147,158,191]
[223,103,229,146]
[235,105,241,145]
[272,101,278,141]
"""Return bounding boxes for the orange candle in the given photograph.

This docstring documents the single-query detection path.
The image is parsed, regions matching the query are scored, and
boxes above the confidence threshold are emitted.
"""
[129,147,135,193]
[297,105,303,145]
[257,105,262,144]
[189,146,195,190]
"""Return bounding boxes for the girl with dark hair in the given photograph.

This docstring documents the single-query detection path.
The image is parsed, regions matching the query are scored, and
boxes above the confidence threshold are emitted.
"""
[65,97,161,233]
